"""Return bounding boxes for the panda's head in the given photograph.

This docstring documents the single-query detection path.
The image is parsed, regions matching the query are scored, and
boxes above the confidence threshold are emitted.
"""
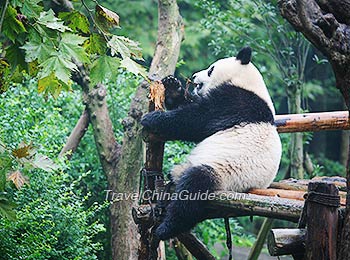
[192,47,275,115]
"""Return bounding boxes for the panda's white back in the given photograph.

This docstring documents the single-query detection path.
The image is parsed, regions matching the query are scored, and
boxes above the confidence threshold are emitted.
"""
[171,122,281,192]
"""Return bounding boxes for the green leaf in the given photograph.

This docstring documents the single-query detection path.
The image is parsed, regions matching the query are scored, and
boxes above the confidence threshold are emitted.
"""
[59,33,89,63]
[0,196,16,221]
[38,72,62,98]
[0,153,12,191]
[107,35,143,60]
[5,43,27,71]
[20,0,43,18]
[59,11,90,33]
[21,38,54,63]
[120,57,147,78]
[2,5,27,42]
[90,55,120,86]
[84,33,107,55]
[39,52,76,83]
[37,10,71,32]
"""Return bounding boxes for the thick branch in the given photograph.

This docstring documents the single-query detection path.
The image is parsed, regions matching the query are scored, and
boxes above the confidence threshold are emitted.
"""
[177,233,216,260]
[59,109,89,159]
[316,0,350,25]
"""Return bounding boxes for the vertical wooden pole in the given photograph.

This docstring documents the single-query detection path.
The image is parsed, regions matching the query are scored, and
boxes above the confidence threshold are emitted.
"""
[305,182,339,260]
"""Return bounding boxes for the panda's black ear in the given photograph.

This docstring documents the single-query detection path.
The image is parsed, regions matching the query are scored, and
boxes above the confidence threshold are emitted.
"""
[236,47,252,65]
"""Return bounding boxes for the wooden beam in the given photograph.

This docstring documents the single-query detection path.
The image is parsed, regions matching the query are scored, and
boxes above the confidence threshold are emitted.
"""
[208,192,304,222]
[275,111,350,133]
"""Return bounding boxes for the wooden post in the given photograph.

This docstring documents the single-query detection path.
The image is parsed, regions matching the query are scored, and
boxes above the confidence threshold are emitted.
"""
[305,182,340,260]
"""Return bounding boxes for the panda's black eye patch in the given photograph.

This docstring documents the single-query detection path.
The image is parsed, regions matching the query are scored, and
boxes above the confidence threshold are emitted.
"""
[207,66,214,77]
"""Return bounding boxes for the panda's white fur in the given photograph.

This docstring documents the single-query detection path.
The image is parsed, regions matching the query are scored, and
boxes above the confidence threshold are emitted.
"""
[171,123,281,191]
[171,55,281,192]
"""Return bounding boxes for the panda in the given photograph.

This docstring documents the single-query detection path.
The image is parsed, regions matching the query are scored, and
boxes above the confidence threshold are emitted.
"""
[141,47,282,240]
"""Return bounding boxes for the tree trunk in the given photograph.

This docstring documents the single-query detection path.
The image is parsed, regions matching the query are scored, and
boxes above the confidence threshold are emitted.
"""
[335,69,350,260]
[288,85,304,179]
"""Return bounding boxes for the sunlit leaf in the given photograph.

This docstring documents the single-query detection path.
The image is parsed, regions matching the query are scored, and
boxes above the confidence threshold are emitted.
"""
[39,52,77,83]
[120,57,146,78]
[59,33,89,63]
[38,72,62,98]
[7,170,29,189]
[37,10,71,32]
[108,35,143,60]
[21,38,54,63]
[59,11,90,33]
[90,55,120,86]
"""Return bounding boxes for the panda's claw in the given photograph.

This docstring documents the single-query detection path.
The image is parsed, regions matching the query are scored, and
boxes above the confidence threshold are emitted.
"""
[161,75,182,89]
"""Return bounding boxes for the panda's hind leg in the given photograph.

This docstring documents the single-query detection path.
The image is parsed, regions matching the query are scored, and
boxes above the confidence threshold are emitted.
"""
[155,165,219,240]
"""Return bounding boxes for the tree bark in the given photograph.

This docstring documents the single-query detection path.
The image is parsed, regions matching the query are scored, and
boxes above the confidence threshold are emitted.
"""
[59,109,90,159]
[278,0,350,258]
[135,1,183,259]
[288,85,304,179]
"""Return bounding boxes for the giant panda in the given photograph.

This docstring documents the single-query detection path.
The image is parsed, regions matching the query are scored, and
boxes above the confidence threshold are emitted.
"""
[141,47,282,240]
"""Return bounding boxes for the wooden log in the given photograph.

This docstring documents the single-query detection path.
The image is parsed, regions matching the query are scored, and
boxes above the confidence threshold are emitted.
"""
[249,188,306,201]
[267,228,306,257]
[275,111,350,133]
[208,192,304,222]
[249,187,346,206]
[305,182,339,260]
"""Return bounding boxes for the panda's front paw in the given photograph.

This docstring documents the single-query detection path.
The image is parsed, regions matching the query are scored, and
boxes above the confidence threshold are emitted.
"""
[162,75,182,89]
[162,75,186,110]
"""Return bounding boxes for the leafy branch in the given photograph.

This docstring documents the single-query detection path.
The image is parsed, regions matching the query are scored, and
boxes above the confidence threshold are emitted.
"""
[0,0,147,97]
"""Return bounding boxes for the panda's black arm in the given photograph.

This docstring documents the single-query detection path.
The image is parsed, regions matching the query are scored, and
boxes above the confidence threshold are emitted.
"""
[141,102,211,142]
[141,83,274,142]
